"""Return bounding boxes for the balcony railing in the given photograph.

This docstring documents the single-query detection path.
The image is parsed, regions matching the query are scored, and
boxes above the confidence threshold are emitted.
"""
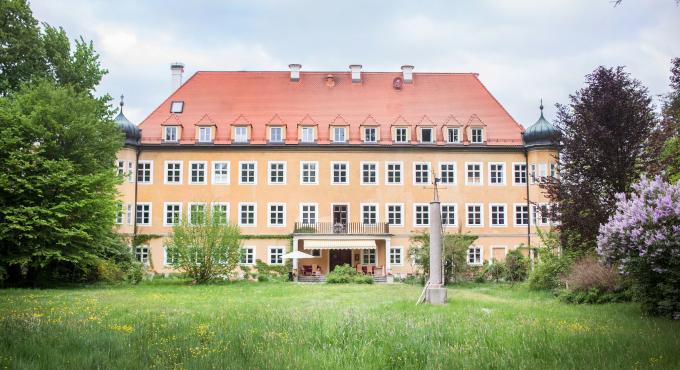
[293,222,389,235]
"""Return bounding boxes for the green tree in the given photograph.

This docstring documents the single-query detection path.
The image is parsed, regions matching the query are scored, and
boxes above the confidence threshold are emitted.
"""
[648,58,680,183]
[409,229,477,284]
[0,0,106,95]
[165,208,242,284]
[0,81,125,284]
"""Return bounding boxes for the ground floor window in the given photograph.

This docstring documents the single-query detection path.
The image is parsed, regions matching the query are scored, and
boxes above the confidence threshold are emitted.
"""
[135,246,149,264]
[241,247,255,265]
[268,247,283,265]
[310,249,321,257]
[389,247,403,265]
[362,249,376,264]
[468,246,482,265]
[164,247,177,266]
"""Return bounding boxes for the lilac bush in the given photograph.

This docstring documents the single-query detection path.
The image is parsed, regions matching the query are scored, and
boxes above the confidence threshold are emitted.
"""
[597,176,680,318]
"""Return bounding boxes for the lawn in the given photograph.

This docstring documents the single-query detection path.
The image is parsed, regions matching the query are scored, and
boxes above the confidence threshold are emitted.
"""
[1,281,679,369]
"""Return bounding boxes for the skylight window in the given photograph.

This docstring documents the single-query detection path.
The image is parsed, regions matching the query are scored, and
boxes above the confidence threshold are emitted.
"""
[170,101,184,113]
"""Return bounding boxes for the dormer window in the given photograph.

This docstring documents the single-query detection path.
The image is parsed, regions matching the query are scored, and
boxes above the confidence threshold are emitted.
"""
[170,101,184,113]
[333,127,346,143]
[447,128,460,143]
[234,127,248,143]
[395,127,408,143]
[270,127,283,143]
[420,128,433,143]
[364,127,377,143]
[301,127,315,143]
[198,127,212,143]
[471,128,484,143]
[164,126,178,142]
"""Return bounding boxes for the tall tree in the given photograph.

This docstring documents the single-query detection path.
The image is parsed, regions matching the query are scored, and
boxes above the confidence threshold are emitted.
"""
[0,0,107,96]
[546,66,656,252]
[648,58,680,183]
[0,81,125,284]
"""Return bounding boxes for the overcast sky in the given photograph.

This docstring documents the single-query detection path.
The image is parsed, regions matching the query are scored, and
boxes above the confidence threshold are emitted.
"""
[30,0,679,128]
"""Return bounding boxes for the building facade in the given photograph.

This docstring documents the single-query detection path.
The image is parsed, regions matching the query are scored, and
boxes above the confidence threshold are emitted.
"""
[114,64,558,277]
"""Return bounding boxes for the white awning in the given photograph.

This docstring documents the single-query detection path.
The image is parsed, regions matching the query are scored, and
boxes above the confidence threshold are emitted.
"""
[303,239,377,250]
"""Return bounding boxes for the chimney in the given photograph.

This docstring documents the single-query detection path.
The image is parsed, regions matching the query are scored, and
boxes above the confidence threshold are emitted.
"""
[349,64,362,83]
[288,64,302,81]
[401,65,414,83]
[171,62,185,91]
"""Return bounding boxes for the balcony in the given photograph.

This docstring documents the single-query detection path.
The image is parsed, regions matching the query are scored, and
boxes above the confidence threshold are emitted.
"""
[293,222,390,235]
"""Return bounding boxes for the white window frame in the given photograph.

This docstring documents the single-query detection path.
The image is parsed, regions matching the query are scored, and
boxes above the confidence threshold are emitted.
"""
[514,203,530,227]
[465,162,483,186]
[364,127,377,143]
[115,203,124,225]
[240,246,255,265]
[299,203,318,225]
[360,203,379,225]
[530,163,537,184]
[268,246,284,265]
[439,162,457,185]
[136,202,152,226]
[394,127,408,143]
[135,245,150,265]
[332,127,346,143]
[301,127,315,143]
[212,161,230,185]
[164,160,183,185]
[389,246,404,266]
[188,202,207,225]
[238,161,257,185]
[127,161,134,183]
[537,163,548,182]
[446,127,460,143]
[116,160,126,177]
[164,126,178,142]
[267,202,286,227]
[420,127,434,143]
[489,203,507,227]
[471,128,484,144]
[330,161,349,185]
[465,203,484,227]
[198,126,212,143]
[385,161,403,185]
[188,161,207,185]
[170,101,184,113]
[441,203,457,227]
[211,202,230,225]
[269,126,283,143]
[126,204,132,225]
[488,162,506,186]
[300,161,318,185]
[385,203,404,227]
[362,249,376,264]
[360,161,379,185]
[234,126,248,143]
[413,162,431,185]
[512,162,527,186]
[238,202,257,227]
[413,203,430,227]
[164,247,176,266]
[267,161,287,185]
[136,160,153,184]
[163,202,182,227]
[467,245,483,265]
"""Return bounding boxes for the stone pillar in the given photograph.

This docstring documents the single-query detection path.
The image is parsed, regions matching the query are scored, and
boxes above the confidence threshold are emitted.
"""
[426,201,447,304]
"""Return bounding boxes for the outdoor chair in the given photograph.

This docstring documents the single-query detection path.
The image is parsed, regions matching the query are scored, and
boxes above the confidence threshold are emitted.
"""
[302,265,312,276]
[361,265,368,275]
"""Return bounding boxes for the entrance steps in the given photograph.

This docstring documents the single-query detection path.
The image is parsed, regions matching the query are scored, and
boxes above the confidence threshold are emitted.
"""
[298,275,326,283]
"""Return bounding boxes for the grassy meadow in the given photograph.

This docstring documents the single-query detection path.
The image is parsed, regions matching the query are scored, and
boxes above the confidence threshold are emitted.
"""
[1,280,679,369]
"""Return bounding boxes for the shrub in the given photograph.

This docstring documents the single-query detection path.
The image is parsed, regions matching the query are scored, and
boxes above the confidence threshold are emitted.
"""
[562,257,621,292]
[326,264,362,284]
[124,261,145,284]
[504,250,529,282]
[528,230,574,290]
[352,275,374,284]
[165,208,242,284]
[409,230,477,284]
[558,288,631,304]
[96,259,125,283]
[485,262,506,282]
[472,265,487,283]
[597,176,680,318]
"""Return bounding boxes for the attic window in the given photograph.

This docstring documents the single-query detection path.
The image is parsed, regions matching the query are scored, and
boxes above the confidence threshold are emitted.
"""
[170,101,184,113]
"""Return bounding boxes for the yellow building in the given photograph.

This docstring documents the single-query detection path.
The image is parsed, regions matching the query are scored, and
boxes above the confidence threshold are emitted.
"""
[114,64,558,279]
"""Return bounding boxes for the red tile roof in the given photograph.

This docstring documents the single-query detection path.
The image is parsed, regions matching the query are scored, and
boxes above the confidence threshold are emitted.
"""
[139,71,523,145]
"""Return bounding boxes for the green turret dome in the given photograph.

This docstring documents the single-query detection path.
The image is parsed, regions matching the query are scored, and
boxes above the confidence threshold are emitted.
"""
[115,95,140,146]
[523,101,558,148]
